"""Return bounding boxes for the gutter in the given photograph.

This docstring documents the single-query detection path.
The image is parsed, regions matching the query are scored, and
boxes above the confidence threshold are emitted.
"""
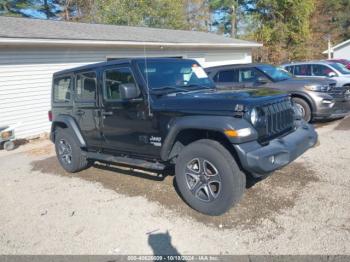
[0,37,263,49]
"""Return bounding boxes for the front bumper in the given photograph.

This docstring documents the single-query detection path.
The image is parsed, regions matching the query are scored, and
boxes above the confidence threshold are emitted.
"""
[314,98,350,119]
[234,122,317,175]
[312,90,350,119]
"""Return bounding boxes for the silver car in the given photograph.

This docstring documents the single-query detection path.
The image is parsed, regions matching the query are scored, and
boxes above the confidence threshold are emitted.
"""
[282,61,350,88]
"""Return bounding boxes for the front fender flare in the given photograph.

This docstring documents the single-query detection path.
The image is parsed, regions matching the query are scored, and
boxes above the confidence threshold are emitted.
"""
[160,116,257,161]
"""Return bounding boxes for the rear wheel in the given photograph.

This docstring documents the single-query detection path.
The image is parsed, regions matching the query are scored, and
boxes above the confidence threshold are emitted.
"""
[175,139,246,216]
[292,97,312,122]
[55,128,91,173]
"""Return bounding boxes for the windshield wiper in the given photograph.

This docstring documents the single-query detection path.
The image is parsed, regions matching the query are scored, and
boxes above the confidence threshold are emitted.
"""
[150,86,189,95]
[177,84,214,90]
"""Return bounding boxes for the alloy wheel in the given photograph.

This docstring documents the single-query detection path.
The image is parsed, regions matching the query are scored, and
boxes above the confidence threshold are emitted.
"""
[294,103,306,118]
[185,158,222,202]
[58,139,73,165]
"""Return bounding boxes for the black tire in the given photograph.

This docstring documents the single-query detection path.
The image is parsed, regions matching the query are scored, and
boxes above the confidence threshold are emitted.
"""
[54,127,91,173]
[4,141,15,151]
[292,97,312,122]
[175,139,246,216]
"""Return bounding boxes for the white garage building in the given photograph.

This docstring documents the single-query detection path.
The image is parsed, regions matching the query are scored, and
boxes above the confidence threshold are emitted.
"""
[323,39,350,59]
[0,16,261,139]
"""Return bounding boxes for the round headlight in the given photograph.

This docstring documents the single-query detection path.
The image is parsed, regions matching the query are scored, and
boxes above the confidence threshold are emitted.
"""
[250,108,258,125]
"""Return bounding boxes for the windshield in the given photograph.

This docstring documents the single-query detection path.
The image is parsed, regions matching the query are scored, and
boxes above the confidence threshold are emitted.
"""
[256,64,292,82]
[328,62,350,75]
[137,60,215,91]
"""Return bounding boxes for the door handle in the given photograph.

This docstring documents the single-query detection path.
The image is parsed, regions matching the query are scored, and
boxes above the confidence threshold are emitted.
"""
[102,111,113,116]
[76,110,85,116]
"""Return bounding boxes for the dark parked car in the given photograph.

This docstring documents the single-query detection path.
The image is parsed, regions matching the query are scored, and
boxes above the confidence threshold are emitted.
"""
[49,58,317,215]
[206,64,349,122]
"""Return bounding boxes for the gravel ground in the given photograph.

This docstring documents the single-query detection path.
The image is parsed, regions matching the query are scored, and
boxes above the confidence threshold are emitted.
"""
[0,117,349,255]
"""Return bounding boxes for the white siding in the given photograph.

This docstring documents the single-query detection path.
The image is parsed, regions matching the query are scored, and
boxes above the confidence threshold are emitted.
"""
[334,43,350,60]
[0,45,252,139]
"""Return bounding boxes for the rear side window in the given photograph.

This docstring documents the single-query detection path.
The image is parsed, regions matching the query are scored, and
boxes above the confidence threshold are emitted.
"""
[53,76,72,103]
[294,65,311,76]
[103,67,136,101]
[214,70,235,82]
[75,72,97,101]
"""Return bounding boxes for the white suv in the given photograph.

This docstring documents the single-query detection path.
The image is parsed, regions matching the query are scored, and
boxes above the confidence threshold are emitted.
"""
[282,61,350,88]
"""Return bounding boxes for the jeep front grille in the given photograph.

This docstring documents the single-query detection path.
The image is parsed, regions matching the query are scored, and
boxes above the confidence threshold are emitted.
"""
[258,98,295,143]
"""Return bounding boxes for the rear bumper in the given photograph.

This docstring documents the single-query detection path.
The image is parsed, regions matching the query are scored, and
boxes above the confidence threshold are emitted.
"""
[234,122,317,175]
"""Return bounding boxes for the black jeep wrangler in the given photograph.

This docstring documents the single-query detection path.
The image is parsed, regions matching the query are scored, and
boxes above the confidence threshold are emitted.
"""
[50,58,317,215]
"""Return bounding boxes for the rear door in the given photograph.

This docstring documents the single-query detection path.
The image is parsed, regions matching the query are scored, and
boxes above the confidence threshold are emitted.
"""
[73,70,101,148]
[212,69,244,89]
[293,64,312,78]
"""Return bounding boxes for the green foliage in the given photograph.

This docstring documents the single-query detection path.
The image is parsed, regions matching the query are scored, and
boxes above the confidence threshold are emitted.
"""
[0,0,33,16]
[93,0,188,29]
[244,0,315,63]
[209,0,241,37]
[320,0,350,41]
[2,0,350,63]
[0,0,60,18]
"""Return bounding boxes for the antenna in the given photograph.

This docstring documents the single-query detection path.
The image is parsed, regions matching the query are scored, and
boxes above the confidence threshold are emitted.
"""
[143,45,153,117]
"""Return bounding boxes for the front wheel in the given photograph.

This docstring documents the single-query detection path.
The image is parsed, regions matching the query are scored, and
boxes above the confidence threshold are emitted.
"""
[292,97,312,122]
[175,139,246,216]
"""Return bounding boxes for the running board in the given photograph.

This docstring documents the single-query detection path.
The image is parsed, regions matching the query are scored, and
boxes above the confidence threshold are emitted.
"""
[86,152,166,171]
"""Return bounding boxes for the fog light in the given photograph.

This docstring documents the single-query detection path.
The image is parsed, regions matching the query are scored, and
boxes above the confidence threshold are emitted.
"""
[322,99,334,107]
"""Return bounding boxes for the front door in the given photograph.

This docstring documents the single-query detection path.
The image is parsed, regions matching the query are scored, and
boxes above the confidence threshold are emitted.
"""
[236,67,266,88]
[100,66,161,157]
[73,71,101,148]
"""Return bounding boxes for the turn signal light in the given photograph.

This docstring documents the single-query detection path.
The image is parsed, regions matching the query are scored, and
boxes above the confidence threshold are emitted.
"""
[224,130,239,137]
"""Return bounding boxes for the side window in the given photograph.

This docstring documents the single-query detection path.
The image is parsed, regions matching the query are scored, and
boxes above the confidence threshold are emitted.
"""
[53,76,72,103]
[312,64,335,77]
[285,66,294,74]
[103,67,137,101]
[294,65,311,76]
[238,68,261,82]
[75,72,97,101]
[214,70,235,82]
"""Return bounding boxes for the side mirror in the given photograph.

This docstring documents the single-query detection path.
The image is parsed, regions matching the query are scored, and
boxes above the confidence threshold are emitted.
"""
[328,72,336,78]
[257,76,269,84]
[119,83,140,100]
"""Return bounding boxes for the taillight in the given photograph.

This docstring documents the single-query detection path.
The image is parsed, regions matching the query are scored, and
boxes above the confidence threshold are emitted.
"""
[48,110,53,122]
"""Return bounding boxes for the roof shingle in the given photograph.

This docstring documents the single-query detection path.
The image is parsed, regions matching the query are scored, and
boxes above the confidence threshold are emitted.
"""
[0,16,260,46]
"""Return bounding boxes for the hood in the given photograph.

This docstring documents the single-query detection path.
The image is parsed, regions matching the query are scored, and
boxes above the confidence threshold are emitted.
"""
[280,77,335,87]
[152,88,288,115]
